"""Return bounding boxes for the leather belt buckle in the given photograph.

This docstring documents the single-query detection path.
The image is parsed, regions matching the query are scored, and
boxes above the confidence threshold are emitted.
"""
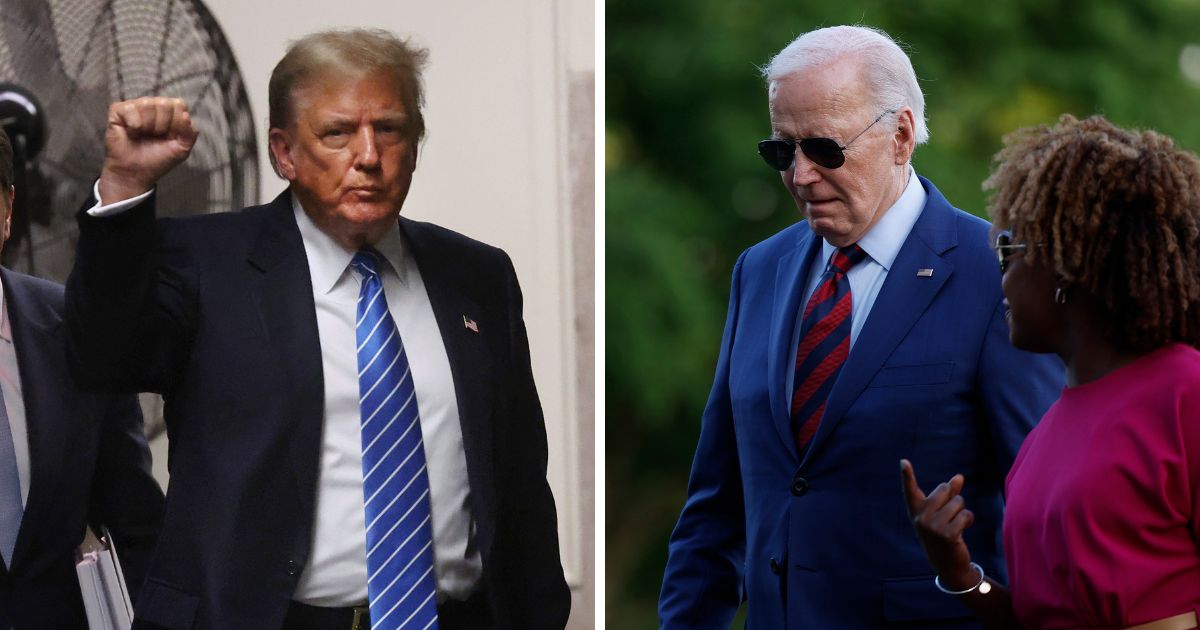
[350,605,370,630]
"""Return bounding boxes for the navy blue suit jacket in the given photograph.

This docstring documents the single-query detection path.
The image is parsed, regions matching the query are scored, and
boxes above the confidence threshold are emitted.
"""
[660,177,1063,629]
[64,191,569,629]
[0,268,163,629]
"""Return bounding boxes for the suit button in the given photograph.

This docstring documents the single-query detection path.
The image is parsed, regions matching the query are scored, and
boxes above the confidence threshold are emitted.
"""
[791,476,809,496]
[286,560,299,576]
[770,557,782,576]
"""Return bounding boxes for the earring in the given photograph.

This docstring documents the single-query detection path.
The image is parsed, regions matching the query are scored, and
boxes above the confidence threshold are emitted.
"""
[1055,287,1067,305]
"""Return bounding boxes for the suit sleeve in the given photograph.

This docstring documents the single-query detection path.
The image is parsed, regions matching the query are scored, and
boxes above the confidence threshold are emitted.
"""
[87,394,164,606]
[976,296,1064,476]
[495,252,572,627]
[65,193,197,394]
[659,250,748,630]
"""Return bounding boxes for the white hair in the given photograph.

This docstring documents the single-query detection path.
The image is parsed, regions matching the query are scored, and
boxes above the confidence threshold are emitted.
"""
[762,25,929,145]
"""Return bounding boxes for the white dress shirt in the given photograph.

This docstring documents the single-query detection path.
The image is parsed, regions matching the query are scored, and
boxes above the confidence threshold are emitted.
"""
[289,198,481,605]
[787,167,927,395]
[87,188,482,605]
[0,277,30,508]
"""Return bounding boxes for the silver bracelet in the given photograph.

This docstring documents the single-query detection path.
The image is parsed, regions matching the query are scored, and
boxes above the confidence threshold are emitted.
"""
[934,561,989,595]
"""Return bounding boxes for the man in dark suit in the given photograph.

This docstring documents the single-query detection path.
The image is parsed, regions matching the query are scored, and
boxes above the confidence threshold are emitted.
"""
[65,29,568,630]
[658,25,1064,628]
[0,128,163,628]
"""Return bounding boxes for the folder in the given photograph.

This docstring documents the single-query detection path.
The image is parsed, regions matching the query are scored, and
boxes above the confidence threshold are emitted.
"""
[75,526,133,630]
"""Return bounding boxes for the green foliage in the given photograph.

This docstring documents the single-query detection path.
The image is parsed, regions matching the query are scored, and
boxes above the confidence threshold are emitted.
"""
[606,0,1200,626]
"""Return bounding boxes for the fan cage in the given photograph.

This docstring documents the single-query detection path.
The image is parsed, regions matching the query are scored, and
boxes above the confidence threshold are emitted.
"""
[0,0,258,282]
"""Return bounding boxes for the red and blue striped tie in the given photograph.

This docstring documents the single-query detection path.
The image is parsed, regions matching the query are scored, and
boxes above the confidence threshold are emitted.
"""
[791,244,868,453]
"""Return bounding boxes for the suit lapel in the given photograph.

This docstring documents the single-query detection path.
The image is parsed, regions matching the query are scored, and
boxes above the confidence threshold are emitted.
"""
[245,193,326,519]
[802,178,958,463]
[1,268,78,571]
[768,230,823,459]
[398,218,496,564]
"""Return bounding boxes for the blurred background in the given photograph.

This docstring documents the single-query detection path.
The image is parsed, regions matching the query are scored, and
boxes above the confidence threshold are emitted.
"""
[605,0,1200,626]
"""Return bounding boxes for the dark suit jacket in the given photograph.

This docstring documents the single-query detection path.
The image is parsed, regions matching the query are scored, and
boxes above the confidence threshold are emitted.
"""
[64,190,570,629]
[659,177,1064,629]
[0,268,163,629]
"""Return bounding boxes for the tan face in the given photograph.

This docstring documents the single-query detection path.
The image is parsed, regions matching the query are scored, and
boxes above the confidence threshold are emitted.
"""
[268,70,418,250]
[768,57,915,247]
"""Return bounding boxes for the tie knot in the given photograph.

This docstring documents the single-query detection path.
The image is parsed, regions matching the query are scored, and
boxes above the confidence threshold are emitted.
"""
[350,249,383,279]
[829,244,867,274]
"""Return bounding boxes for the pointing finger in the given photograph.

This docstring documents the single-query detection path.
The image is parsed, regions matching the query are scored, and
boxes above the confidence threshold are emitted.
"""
[900,459,926,515]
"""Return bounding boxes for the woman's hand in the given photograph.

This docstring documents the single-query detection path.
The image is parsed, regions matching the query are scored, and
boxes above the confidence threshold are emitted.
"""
[900,458,980,590]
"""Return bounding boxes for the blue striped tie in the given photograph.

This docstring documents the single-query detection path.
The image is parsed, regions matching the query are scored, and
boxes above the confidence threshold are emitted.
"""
[0,387,21,567]
[351,250,439,630]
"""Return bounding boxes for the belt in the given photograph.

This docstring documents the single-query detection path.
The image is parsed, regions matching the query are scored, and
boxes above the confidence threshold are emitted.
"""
[283,601,371,630]
[284,589,492,630]
[1126,611,1198,630]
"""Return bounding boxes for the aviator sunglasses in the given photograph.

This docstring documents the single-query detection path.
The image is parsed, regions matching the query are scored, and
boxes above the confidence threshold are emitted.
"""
[994,230,1039,274]
[757,108,897,170]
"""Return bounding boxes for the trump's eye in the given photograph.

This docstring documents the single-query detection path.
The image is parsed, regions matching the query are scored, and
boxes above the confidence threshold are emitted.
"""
[318,127,352,148]
[374,121,407,142]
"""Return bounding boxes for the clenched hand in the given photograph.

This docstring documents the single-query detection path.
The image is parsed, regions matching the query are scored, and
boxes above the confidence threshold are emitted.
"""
[98,97,198,204]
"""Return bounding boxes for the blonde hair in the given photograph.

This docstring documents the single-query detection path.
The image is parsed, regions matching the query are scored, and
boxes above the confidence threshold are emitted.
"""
[267,28,429,174]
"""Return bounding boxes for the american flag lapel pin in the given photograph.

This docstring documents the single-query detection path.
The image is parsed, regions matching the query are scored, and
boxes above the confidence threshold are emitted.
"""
[916,268,934,277]
[463,315,479,333]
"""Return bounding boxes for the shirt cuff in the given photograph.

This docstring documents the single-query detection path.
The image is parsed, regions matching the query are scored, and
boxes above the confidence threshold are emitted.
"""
[86,180,154,217]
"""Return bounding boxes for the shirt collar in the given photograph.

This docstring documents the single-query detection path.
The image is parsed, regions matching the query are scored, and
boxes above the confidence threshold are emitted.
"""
[821,166,926,271]
[291,194,409,294]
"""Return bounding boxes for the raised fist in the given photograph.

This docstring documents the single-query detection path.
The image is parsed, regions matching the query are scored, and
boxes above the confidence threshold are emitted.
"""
[98,97,199,204]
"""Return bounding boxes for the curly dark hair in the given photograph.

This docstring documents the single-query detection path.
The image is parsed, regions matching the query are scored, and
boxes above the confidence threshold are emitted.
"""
[985,114,1200,353]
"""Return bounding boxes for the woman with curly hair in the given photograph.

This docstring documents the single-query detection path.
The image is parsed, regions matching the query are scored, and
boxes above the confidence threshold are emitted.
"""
[902,114,1200,629]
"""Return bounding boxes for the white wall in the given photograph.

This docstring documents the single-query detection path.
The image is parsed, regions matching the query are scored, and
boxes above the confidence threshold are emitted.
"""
[170,0,594,625]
